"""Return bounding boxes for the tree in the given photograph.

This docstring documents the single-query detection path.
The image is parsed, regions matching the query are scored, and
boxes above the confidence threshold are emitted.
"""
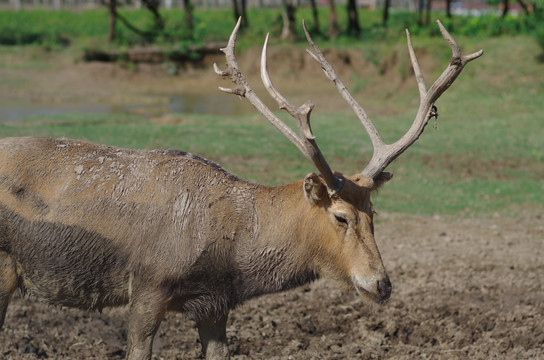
[101,0,165,43]
[417,0,432,25]
[346,0,361,37]
[100,0,118,42]
[516,0,530,15]
[107,0,117,42]
[309,0,321,34]
[232,0,249,29]
[486,0,542,17]
[446,0,452,18]
[418,0,424,25]
[281,0,297,40]
[141,0,165,31]
[502,0,510,16]
[328,0,339,39]
[183,0,194,31]
[383,0,391,26]
[426,0,433,25]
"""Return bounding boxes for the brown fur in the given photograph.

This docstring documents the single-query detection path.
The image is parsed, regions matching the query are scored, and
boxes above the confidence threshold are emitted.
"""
[0,136,391,360]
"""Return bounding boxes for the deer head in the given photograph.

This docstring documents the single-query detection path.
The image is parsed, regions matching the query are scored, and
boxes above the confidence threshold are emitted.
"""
[214,19,482,303]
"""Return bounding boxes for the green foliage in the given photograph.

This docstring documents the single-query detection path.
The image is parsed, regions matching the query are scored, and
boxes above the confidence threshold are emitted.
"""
[0,9,105,46]
[451,14,535,36]
[535,20,544,60]
[0,8,543,49]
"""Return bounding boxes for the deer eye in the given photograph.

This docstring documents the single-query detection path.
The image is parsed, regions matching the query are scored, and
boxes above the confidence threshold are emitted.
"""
[334,215,348,225]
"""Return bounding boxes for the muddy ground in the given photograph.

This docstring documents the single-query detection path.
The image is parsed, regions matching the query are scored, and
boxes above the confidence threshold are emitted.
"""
[1,47,543,359]
[1,211,543,359]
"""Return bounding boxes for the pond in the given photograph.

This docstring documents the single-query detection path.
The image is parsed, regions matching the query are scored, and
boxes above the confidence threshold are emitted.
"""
[0,93,253,123]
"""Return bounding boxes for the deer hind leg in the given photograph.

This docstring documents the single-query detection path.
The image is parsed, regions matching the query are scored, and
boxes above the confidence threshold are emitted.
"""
[197,313,230,360]
[0,251,19,330]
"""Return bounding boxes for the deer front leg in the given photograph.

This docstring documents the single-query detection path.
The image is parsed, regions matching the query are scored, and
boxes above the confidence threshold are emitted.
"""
[126,288,168,360]
[0,252,19,330]
[197,313,230,360]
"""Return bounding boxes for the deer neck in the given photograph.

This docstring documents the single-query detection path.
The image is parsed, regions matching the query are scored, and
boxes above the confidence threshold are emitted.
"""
[236,181,320,296]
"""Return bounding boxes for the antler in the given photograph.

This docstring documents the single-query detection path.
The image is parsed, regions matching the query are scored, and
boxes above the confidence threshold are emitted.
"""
[214,18,344,193]
[304,20,483,180]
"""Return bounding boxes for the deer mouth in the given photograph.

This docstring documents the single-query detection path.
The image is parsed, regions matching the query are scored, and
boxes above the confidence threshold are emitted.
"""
[353,275,392,304]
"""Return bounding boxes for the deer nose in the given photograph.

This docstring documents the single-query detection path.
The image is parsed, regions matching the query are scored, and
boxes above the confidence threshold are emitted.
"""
[377,276,392,303]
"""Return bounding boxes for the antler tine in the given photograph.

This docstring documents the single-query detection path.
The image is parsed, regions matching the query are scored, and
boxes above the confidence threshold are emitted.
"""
[261,34,314,141]
[214,18,305,157]
[303,18,482,180]
[360,20,483,180]
[405,29,427,101]
[303,21,385,152]
[260,33,343,192]
[217,18,344,193]
[436,20,484,63]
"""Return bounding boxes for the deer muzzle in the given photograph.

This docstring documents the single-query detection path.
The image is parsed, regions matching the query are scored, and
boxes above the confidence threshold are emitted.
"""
[353,274,392,304]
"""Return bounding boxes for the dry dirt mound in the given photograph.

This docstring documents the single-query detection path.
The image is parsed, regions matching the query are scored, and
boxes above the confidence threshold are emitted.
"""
[0,45,434,118]
[2,212,542,359]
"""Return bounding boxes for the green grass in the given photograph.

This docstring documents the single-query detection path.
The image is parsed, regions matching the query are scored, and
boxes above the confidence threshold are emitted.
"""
[1,35,542,218]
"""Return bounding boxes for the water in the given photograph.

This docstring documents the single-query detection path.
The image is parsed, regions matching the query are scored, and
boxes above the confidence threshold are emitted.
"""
[0,93,253,123]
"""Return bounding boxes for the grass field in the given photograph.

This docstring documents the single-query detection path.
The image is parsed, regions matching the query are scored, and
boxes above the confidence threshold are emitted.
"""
[0,32,542,218]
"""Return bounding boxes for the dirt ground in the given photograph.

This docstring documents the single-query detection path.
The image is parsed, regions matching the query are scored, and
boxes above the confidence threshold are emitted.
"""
[1,210,543,359]
[0,43,429,120]
[1,47,543,359]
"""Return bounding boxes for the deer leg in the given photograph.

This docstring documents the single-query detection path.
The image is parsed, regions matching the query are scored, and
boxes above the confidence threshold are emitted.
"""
[0,252,18,330]
[126,288,168,360]
[197,313,230,360]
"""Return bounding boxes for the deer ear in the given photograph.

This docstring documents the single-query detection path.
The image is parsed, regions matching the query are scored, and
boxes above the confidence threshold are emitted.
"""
[372,172,393,191]
[303,173,327,205]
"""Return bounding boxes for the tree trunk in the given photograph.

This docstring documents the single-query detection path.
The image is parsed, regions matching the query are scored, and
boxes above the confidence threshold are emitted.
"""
[309,0,320,34]
[425,0,432,25]
[346,0,361,37]
[183,0,194,30]
[502,0,509,17]
[418,0,424,25]
[383,0,391,27]
[515,0,529,15]
[106,0,155,41]
[142,0,165,31]
[232,0,240,23]
[328,0,338,39]
[446,0,451,18]
[281,0,297,41]
[232,0,248,29]
[108,0,117,43]
[241,0,249,28]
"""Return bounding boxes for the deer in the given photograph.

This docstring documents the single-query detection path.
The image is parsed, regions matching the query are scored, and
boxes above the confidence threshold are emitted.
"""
[0,19,482,360]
